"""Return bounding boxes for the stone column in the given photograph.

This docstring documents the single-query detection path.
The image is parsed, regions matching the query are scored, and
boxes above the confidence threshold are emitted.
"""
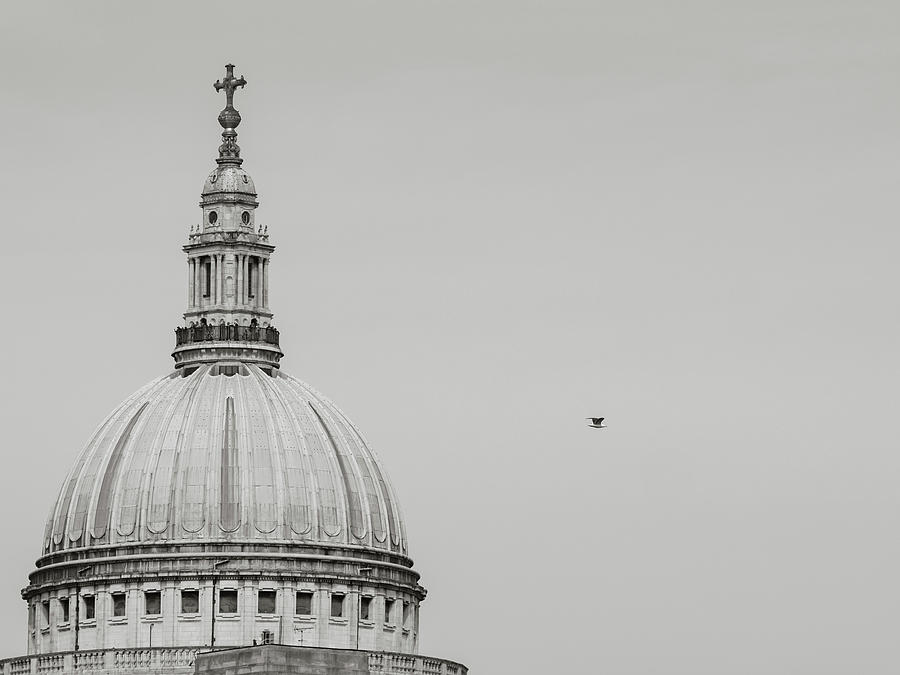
[188,259,194,309]
[164,581,177,648]
[194,258,201,308]
[413,603,420,653]
[189,259,196,309]
[217,254,224,306]
[210,255,217,305]
[244,255,250,306]
[241,580,255,645]
[280,581,292,646]
[201,580,214,649]
[317,590,329,648]
[128,585,139,648]
[237,255,242,306]
[216,255,222,305]
[95,589,107,650]
[262,259,268,308]
[245,255,251,306]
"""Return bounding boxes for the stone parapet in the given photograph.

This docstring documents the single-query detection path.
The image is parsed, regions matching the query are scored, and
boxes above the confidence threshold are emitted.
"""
[0,646,468,675]
[0,647,199,675]
[175,324,280,347]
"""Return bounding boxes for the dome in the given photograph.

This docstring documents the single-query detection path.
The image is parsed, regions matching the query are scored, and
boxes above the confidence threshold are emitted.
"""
[202,165,256,196]
[41,364,408,558]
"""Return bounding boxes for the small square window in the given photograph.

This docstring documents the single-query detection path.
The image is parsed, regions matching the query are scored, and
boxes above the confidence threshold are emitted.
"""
[181,590,199,614]
[41,601,50,628]
[258,590,276,615]
[295,591,313,615]
[83,596,95,620]
[59,597,69,623]
[111,593,126,618]
[330,593,344,618]
[219,590,238,614]
[383,598,394,624]
[360,596,371,621]
[145,591,161,616]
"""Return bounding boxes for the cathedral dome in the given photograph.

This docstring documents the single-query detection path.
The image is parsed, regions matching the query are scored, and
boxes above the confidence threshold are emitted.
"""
[41,364,408,558]
[23,65,442,663]
[202,165,256,196]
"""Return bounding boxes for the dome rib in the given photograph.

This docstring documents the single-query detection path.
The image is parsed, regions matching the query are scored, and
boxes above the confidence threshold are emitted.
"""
[92,401,149,540]
[300,397,343,539]
[69,384,157,545]
[178,366,215,534]
[246,371,278,535]
[310,395,382,548]
[219,395,241,533]
[310,402,367,543]
[146,370,206,534]
[281,375,407,554]
[48,397,125,549]
[256,370,315,537]
[117,380,180,538]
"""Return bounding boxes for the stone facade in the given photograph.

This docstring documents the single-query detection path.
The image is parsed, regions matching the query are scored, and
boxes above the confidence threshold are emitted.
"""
[0,646,467,675]
[27,576,420,654]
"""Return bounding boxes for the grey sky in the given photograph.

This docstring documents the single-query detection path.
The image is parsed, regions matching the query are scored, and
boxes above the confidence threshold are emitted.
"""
[1,2,899,673]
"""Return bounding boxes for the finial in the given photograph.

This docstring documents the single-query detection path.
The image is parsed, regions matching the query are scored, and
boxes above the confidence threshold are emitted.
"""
[213,64,248,166]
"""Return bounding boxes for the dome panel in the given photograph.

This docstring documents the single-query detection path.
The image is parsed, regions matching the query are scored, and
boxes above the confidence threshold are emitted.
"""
[42,365,408,556]
[220,396,241,532]
[93,401,148,539]
[202,166,256,196]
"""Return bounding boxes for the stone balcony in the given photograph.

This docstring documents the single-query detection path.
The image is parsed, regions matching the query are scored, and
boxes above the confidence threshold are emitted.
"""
[172,324,283,371]
[174,324,280,348]
[0,646,468,675]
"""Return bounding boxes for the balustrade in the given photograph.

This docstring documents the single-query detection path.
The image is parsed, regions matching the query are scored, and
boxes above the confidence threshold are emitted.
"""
[71,652,102,671]
[36,656,62,674]
[174,324,279,347]
[0,648,200,675]
[0,647,464,675]
[7,660,28,675]
[368,651,466,675]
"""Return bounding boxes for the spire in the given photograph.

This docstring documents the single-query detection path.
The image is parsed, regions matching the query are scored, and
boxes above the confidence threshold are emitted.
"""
[214,64,247,166]
[173,65,282,375]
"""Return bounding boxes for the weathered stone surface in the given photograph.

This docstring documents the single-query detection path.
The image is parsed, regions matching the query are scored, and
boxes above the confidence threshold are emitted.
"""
[197,645,368,675]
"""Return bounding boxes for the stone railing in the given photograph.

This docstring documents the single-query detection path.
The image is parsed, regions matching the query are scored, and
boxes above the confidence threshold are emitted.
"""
[368,651,468,675]
[174,324,280,347]
[0,647,200,675]
[0,647,466,675]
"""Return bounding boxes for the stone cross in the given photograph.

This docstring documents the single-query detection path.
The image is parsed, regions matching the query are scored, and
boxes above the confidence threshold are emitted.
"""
[214,64,247,107]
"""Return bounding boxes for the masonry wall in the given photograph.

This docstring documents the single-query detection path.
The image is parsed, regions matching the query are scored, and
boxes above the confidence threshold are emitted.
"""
[28,579,419,655]
[195,645,369,675]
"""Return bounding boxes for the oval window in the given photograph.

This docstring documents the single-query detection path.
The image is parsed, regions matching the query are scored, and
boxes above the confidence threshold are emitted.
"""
[241,211,250,225]
[208,211,218,225]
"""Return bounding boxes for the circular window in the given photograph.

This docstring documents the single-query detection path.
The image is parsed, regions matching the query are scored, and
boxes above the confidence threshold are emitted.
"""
[241,211,250,225]
[208,211,218,225]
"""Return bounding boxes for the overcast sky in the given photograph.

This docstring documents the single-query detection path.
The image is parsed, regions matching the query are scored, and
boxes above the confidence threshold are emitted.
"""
[1,2,899,673]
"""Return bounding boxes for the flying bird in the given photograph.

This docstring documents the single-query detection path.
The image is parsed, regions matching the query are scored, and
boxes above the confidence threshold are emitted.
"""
[586,417,607,428]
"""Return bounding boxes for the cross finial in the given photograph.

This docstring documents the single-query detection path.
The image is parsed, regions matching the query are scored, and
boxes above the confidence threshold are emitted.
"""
[214,64,247,109]
[212,64,248,164]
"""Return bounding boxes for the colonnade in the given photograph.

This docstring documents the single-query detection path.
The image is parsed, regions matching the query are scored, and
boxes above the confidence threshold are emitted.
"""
[187,254,268,309]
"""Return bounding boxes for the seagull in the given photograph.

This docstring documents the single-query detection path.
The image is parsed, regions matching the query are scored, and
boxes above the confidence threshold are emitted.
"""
[586,417,607,428]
